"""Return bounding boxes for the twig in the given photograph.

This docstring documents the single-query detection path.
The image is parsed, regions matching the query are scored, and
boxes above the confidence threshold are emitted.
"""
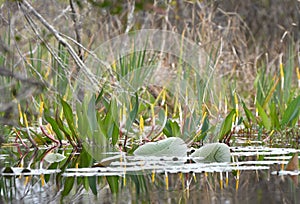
[20,0,99,89]
[14,128,29,149]
[125,0,135,33]
[69,0,83,61]
[40,126,61,146]
[0,66,45,87]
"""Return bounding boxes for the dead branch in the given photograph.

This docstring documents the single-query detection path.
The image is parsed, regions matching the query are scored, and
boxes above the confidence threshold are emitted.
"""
[19,0,98,88]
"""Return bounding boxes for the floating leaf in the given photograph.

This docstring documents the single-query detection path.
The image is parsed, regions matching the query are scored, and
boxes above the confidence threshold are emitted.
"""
[133,137,187,157]
[44,153,66,163]
[191,143,230,163]
[2,166,14,173]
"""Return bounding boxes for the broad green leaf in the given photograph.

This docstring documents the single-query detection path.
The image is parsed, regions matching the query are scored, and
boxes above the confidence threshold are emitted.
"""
[62,177,75,197]
[242,101,255,122]
[163,119,181,137]
[125,93,139,132]
[256,102,271,130]
[76,103,87,137]
[79,150,92,167]
[44,153,66,163]
[95,83,106,105]
[196,115,209,142]
[61,98,77,138]
[88,176,98,195]
[104,98,118,134]
[111,122,119,146]
[87,95,98,132]
[281,95,300,127]
[99,97,119,144]
[44,113,64,141]
[191,143,230,163]
[218,109,235,141]
[201,115,209,136]
[83,177,89,191]
[270,102,280,129]
[55,114,73,143]
[133,137,187,157]
[106,176,119,194]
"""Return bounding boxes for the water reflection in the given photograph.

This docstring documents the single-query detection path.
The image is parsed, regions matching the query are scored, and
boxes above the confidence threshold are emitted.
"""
[0,146,299,203]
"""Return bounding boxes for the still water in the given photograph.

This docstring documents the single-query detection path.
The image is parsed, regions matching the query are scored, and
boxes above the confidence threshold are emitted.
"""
[1,146,299,204]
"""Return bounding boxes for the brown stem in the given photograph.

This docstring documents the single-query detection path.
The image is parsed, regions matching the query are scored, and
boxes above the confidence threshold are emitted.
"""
[69,0,83,61]
[40,126,61,146]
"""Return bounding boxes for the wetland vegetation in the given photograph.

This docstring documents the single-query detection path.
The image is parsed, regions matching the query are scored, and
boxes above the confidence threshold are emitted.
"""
[0,0,300,203]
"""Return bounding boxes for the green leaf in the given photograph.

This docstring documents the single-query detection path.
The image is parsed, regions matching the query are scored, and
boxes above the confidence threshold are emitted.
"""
[55,114,72,141]
[79,150,92,167]
[76,103,87,137]
[198,115,209,141]
[111,122,119,146]
[83,177,89,191]
[44,113,64,141]
[281,95,300,127]
[125,93,139,132]
[98,97,119,144]
[242,101,255,122]
[95,83,106,105]
[218,109,235,141]
[163,119,181,137]
[88,176,98,195]
[44,153,66,163]
[61,98,77,138]
[133,137,187,157]
[106,176,119,194]
[87,95,98,132]
[104,98,118,134]
[191,143,230,163]
[270,102,280,129]
[62,177,75,197]
[256,102,271,130]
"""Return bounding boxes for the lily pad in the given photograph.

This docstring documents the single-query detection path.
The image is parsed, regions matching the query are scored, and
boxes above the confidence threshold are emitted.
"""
[44,153,66,163]
[191,143,230,163]
[133,137,187,157]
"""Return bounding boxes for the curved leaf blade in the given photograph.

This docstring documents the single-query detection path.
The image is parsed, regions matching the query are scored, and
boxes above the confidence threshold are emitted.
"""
[281,95,300,127]
[218,109,235,141]
[256,102,271,130]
